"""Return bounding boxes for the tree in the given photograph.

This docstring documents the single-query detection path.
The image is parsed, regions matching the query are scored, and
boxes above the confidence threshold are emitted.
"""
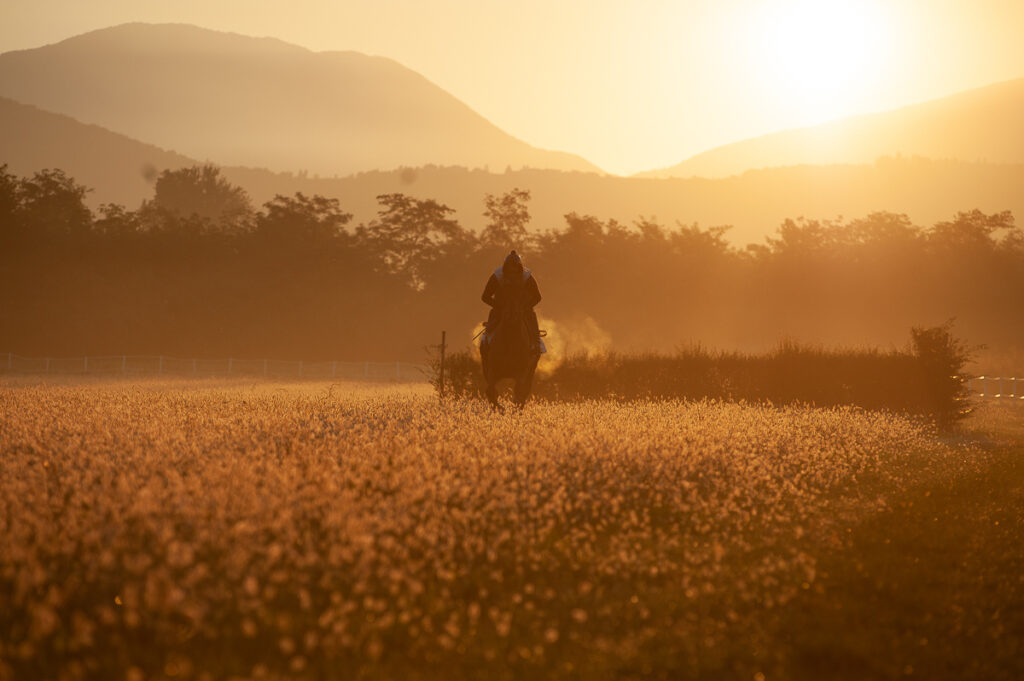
[847,211,920,247]
[667,221,732,255]
[360,193,471,289]
[17,168,93,239]
[94,203,141,238]
[481,188,531,249]
[0,165,21,243]
[762,217,840,256]
[928,210,1015,251]
[256,193,353,243]
[0,164,18,219]
[143,165,252,234]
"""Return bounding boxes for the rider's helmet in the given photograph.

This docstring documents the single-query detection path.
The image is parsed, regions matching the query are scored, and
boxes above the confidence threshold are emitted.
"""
[502,250,523,275]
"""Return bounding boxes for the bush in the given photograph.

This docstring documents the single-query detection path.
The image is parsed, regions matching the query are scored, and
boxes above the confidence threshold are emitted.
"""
[429,347,482,398]
[910,321,974,423]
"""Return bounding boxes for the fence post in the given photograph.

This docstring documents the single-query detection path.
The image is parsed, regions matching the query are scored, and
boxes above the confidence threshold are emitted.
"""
[439,330,447,398]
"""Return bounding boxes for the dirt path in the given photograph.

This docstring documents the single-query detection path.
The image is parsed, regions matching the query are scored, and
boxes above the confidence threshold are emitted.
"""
[768,409,1024,680]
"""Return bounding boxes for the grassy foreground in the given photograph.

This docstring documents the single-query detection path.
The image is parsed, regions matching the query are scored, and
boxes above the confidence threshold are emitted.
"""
[0,377,1020,680]
[767,401,1024,680]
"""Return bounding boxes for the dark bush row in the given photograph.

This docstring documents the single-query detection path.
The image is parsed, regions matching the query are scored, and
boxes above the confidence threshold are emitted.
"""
[436,324,973,424]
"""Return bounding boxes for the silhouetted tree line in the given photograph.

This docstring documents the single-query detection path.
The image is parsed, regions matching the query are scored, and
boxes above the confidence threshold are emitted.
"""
[1,163,1021,362]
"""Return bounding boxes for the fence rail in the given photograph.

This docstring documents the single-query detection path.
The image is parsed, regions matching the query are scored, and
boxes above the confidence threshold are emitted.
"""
[1,353,1017,397]
[1,352,431,382]
[966,376,1024,400]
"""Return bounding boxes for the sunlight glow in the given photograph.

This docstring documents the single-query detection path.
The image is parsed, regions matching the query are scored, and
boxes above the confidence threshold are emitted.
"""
[749,0,891,125]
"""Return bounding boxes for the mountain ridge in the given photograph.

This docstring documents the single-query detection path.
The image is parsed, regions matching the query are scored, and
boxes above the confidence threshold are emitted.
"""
[637,77,1024,178]
[0,23,603,177]
[4,95,1023,248]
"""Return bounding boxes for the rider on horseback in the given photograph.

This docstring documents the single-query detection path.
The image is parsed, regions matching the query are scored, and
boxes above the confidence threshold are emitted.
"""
[481,250,543,353]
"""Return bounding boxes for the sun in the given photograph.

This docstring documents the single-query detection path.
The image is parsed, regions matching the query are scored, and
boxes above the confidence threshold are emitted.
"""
[749,0,891,125]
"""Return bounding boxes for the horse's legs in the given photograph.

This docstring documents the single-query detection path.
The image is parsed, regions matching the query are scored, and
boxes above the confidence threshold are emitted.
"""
[512,378,525,408]
[513,359,538,408]
[513,373,533,408]
[486,379,501,410]
[481,348,501,410]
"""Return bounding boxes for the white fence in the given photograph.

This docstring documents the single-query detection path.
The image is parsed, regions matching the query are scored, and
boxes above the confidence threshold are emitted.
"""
[1,353,431,382]
[965,376,1023,400]
[1,353,1016,395]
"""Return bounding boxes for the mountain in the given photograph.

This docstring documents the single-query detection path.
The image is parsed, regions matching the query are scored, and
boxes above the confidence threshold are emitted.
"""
[233,159,1024,247]
[4,95,1022,245]
[0,23,602,177]
[0,96,204,207]
[639,78,1024,178]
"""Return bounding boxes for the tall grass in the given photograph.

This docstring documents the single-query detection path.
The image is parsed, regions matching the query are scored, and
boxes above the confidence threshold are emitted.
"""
[0,378,962,680]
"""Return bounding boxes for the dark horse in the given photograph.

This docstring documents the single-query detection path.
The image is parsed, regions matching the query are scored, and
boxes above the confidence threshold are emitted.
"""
[480,295,540,409]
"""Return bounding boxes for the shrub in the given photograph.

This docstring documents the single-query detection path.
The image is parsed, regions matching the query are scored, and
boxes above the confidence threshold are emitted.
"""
[429,347,482,398]
[910,321,974,423]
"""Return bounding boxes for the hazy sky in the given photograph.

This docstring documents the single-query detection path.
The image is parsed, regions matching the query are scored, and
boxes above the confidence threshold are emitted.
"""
[2,0,1023,175]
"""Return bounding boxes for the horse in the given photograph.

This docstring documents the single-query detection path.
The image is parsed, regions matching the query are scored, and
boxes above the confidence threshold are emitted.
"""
[480,297,540,410]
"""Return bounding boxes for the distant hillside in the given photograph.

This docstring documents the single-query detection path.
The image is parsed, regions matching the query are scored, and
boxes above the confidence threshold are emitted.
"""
[244,159,1024,245]
[639,78,1024,178]
[3,97,1023,245]
[0,97,202,207]
[0,23,601,177]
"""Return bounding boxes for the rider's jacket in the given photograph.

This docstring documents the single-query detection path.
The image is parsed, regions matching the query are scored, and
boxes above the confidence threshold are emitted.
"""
[481,267,542,312]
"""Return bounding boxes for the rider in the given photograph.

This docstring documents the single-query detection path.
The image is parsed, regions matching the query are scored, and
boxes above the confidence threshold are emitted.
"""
[481,250,542,353]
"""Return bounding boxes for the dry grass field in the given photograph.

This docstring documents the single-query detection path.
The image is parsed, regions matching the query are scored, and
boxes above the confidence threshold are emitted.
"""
[0,377,1020,680]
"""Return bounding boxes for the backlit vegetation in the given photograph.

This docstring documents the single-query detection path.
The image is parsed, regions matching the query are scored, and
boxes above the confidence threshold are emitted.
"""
[1,164,1021,363]
[439,324,974,424]
[0,378,976,679]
